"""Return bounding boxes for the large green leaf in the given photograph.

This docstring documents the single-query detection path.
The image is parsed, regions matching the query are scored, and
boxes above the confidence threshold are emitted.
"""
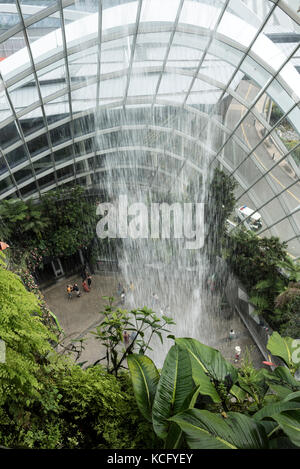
[164,385,201,449]
[273,411,300,447]
[127,354,160,422]
[175,338,238,401]
[254,401,300,422]
[266,366,300,398]
[267,332,299,370]
[170,409,269,449]
[152,345,194,440]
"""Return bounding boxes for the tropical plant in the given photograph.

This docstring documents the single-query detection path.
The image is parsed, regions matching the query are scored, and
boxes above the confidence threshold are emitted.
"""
[91,297,175,376]
[0,259,157,449]
[205,168,237,256]
[128,333,300,449]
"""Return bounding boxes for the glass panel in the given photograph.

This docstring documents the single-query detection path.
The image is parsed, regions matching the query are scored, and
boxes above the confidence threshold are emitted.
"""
[54,145,73,164]
[50,122,71,146]
[33,155,53,174]
[0,32,31,82]
[5,144,28,168]
[0,154,7,175]
[19,181,38,197]
[14,166,34,185]
[0,175,13,195]
[179,0,226,30]
[251,5,300,73]
[19,108,45,137]
[56,165,74,181]
[8,76,40,112]
[170,32,209,70]
[157,72,193,104]
[0,91,12,123]
[0,121,21,149]
[37,59,67,100]
[141,0,181,23]
[37,172,56,190]
[27,133,49,157]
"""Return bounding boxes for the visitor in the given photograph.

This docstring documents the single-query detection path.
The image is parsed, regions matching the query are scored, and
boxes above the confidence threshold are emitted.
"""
[152,292,159,307]
[129,281,134,291]
[87,274,92,289]
[234,346,241,363]
[117,282,122,296]
[82,279,90,293]
[123,330,130,348]
[121,290,126,304]
[67,285,72,300]
[72,283,81,298]
[229,329,236,341]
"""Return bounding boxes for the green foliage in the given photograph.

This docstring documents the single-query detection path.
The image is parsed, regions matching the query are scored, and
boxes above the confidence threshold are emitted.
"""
[128,333,300,449]
[267,332,300,375]
[205,168,237,255]
[151,345,194,440]
[224,229,294,330]
[0,185,98,265]
[91,299,175,376]
[127,354,160,422]
[0,265,56,408]
[170,409,269,449]
[0,263,157,449]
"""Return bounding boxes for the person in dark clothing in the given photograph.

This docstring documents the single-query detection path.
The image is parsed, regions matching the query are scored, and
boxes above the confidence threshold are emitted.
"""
[87,275,92,289]
[72,283,81,298]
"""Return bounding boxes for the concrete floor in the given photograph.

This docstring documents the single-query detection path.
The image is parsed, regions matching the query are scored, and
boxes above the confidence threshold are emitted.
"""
[42,272,265,370]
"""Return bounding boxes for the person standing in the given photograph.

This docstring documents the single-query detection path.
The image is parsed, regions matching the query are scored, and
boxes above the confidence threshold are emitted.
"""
[123,331,130,348]
[72,283,81,298]
[87,274,92,289]
[234,346,241,363]
[67,285,72,300]
[117,282,122,296]
[121,290,126,305]
[229,329,236,341]
[82,279,90,293]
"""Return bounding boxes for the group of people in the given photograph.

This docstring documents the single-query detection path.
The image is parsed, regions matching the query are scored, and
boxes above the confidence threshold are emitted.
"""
[66,266,92,299]
[66,283,81,300]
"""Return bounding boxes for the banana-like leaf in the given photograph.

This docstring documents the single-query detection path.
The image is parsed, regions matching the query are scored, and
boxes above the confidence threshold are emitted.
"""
[175,338,238,400]
[267,332,299,370]
[272,411,300,447]
[254,401,300,422]
[266,366,300,398]
[127,354,160,422]
[164,385,202,449]
[152,345,194,440]
[283,391,300,402]
[170,409,269,449]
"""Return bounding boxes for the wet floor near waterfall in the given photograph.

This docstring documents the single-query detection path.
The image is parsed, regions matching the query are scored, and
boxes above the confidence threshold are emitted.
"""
[43,272,265,370]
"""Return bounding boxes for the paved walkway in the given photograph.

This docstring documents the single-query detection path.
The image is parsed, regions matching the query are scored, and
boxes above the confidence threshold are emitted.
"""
[42,272,265,370]
[42,272,122,366]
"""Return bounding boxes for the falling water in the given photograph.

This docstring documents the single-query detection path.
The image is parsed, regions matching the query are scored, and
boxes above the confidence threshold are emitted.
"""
[74,0,231,366]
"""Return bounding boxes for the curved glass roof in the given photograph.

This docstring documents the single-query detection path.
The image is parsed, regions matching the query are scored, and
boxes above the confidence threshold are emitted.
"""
[0,0,299,257]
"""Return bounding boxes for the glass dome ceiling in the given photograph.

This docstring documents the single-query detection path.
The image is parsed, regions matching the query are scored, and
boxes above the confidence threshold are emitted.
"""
[0,0,299,257]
